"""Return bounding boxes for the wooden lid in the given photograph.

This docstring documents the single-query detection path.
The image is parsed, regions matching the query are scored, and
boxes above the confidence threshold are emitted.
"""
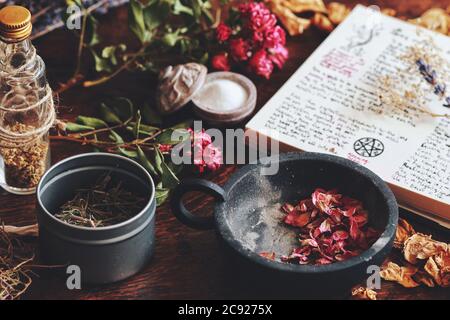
[0,6,32,43]
[157,63,207,114]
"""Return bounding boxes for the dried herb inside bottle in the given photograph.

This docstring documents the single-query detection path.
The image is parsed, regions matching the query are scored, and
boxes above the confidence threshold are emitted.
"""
[55,173,147,228]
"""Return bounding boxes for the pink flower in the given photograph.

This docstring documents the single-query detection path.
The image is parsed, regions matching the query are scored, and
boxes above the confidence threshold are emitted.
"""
[188,129,222,173]
[211,52,231,71]
[189,128,212,148]
[216,23,232,42]
[158,144,172,153]
[203,144,222,172]
[264,25,286,48]
[249,49,274,79]
[268,44,289,69]
[245,3,277,33]
[230,38,251,61]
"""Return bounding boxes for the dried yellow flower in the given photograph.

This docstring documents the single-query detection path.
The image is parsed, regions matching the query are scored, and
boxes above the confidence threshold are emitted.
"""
[403,233,448,264]
[413,271,435,287]
[394,218,416,249]
[351,286,377,300]
[327,2,350,25]
[381,8,397,17]
[424,251,450,288]
[380,261,420,288]
[312,13,334,32]
[408,8,450,36]
[278,0,327,14]
[267,0,313,36]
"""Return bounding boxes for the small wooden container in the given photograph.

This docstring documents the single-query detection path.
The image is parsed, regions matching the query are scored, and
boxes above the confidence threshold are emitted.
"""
[157,63,257,126]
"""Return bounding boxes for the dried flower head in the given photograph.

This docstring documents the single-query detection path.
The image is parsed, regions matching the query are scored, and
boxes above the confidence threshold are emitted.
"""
[380,261,420,288]
[403,233,448,264]
[351,286,377,300]
[424,250,450,288]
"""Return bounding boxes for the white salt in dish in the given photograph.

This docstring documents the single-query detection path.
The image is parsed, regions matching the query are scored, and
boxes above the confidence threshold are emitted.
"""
[157,63,257,125]
[192,71,257,125]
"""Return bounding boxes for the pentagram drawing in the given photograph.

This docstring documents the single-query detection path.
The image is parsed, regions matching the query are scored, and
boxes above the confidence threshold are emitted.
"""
[353,138,384,157]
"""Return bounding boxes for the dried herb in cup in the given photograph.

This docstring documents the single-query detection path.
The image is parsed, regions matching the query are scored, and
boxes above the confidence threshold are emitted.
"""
[55,173,146,228]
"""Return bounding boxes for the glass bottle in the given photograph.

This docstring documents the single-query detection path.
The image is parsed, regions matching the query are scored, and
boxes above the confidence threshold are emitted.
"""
[0,6,54,195]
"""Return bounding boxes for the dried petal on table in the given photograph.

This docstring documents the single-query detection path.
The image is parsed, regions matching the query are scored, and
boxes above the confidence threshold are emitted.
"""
[408,8,450,36]
[380,261,420,288]
[381,8,397,17]
[351,286,377,300]
[326,2,350,25]
[424,250,450,288]
[278,0,327,14]
[394,218,416,249]
[413,270,435,288]
[268,1,312,36]
[312,13,334,32]
[403,233,448,264]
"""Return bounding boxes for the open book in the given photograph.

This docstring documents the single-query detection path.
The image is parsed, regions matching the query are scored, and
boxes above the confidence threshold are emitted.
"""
[246,5,450,228]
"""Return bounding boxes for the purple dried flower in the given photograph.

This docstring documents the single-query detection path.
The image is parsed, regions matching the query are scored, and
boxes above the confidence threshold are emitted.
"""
[444,97,450,108]
[434,83,446,96]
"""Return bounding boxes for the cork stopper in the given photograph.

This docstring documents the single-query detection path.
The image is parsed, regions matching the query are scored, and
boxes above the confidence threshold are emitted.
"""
[0,6,32,43]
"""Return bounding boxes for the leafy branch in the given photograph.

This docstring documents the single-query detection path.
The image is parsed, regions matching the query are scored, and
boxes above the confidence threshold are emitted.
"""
[52,98,192,206]
[58,0,217,93]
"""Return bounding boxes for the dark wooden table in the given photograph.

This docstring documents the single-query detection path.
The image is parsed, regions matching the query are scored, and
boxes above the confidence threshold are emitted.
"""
[1,0,449,300]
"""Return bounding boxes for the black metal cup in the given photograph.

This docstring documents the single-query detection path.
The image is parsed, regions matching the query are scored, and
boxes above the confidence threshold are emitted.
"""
[36,153,156,285]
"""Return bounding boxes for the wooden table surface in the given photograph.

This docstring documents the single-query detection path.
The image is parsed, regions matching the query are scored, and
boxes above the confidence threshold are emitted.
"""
[1,0,449,300]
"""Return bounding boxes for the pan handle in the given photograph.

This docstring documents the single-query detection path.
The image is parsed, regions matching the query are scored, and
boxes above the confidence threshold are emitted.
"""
[170,179,227,230]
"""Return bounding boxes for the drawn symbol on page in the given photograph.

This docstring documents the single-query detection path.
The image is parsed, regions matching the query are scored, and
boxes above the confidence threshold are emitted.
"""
[353,138,384,157]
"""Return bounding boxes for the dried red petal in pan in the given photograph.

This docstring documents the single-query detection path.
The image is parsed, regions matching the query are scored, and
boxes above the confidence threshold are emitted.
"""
[284,211,311,227]
[271,188,380,266]
[332,230,349,241]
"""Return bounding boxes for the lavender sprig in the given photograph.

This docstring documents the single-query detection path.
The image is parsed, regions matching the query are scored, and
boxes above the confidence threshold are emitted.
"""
[416,58,450,109]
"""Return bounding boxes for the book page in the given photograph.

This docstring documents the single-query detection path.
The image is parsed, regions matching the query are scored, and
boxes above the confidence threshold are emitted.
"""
[246,5,450,206]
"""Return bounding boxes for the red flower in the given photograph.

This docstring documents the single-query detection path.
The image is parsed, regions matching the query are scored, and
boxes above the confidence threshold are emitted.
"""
[230,38,251,61]
[158,144,172,153]
[242,2,276,33]
[268,44,289,69]
[264,25,286,48]
[211,52,231,71]
[249,49,274,79]
[216,23,232,42]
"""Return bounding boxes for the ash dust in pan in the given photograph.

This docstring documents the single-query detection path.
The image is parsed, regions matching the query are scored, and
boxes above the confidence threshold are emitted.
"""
[225,171,298,256]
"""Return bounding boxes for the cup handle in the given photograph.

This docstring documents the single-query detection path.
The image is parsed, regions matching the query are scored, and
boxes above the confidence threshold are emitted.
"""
[170,179,227,230]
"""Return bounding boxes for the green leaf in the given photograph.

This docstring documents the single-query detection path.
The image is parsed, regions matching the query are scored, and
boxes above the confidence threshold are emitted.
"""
[162,29,182,47]
[140,103,162,126]
[133,110,142,139]
[91,50,112,73]
[118,148,138,158]
[100,103,122,125]
[101,44,126,66]
[86,15,100,46]
[106,97,134,122]
[155,185,170,206]
[76,116,107,129]
[160,156,180,189]
[129,0,150,44]
[109,130,124,144]
[173,0,194,16]
[143,1,169,30]
[65,122,95,132]
[171,119,193,129]
[156,128,190,145]
[137,146,158,176]
[154,149,164,175]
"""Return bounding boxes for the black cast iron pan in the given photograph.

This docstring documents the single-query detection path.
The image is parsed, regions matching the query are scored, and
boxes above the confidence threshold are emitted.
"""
[171,152,398,295]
